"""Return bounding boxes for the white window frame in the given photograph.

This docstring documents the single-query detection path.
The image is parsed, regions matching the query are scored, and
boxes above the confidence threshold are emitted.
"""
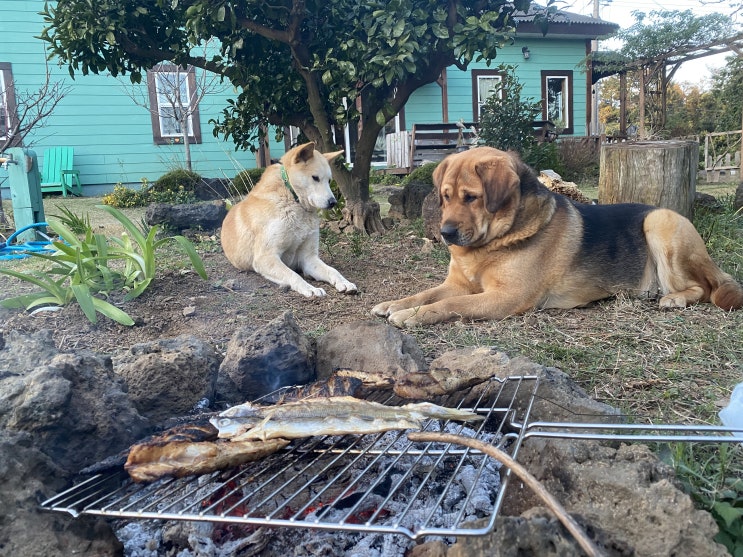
[146,64,202,145]
[472,70,504,121]
[541,71,574,134]
[0,63,18,146]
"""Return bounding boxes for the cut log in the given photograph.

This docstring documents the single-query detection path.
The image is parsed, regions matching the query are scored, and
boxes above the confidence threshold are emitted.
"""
[599,140,698,219]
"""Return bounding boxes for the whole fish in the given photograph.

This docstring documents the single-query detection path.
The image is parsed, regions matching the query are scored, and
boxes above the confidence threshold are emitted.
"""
[210,396,484,441]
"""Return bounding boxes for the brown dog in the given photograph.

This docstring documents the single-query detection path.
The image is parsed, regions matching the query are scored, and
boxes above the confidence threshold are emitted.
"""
[372,147,743,327]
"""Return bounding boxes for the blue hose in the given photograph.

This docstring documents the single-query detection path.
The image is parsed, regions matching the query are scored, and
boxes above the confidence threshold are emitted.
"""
[0,222,55,260]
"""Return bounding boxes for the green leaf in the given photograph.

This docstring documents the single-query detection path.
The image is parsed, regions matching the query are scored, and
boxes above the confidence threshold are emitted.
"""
[165,235,208,279]
[71,284,98,323]
[90,297,135,326]
[714,501,743,529]
[375,110,387,127]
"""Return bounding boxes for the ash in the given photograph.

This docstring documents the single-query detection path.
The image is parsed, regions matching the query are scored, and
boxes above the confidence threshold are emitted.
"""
[115,422,502,557]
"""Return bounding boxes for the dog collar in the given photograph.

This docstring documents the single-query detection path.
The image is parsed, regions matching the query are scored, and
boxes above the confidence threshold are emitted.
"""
[279,165,299,202]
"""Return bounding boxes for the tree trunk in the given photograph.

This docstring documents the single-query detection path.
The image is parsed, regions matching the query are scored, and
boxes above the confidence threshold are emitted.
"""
[599,140,698,219]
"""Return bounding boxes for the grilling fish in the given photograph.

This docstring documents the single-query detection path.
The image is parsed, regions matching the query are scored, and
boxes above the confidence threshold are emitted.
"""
[125,436,288,483]
[210,396,484,441]
[122,419,288,482]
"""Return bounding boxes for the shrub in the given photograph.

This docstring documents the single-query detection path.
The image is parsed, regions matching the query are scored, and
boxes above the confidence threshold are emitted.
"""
[402,162,438,187]
[232,168,265,196]
[102,171,199,208]
[557,138,600,183]
[478,66,541,154]
[101,182,148,208]
[152,169,202,195]
[370,170,403,187]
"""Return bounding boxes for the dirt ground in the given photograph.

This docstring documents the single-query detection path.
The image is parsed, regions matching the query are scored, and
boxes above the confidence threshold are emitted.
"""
[1,192,742,426]
[0,198,448,358]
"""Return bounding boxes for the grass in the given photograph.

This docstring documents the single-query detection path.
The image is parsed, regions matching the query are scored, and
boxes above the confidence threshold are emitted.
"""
[2,180,742,552]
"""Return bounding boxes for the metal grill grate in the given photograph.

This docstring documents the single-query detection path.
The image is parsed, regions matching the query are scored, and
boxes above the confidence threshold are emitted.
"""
[39,374,743,541]
[41,375,539,540]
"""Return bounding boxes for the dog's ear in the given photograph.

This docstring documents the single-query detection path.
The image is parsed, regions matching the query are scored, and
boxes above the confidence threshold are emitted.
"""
[324,150,344,163]
[475,155,520,214]
[294,142,317,163]
[433,159,449,207]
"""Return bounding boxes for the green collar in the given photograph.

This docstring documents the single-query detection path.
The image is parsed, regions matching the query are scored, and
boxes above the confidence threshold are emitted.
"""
[280,165,299,202]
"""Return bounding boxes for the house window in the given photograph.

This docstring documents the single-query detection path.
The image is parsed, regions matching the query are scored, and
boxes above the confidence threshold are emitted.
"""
[146,64,202,145]
[472,70,503,121]
[541,71,573,134]
[0,63,19,147]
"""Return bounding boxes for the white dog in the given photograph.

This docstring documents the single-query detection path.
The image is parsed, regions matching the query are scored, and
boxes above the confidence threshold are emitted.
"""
[220,142,357,298]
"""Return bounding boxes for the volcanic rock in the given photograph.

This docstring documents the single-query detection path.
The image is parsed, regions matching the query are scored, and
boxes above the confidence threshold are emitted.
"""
[113,335,220,424]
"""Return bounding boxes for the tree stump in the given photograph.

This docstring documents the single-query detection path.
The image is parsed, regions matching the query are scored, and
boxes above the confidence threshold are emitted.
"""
[599,140,698,218]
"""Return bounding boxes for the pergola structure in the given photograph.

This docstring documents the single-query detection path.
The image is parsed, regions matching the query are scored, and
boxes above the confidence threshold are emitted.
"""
[592,31,743,138]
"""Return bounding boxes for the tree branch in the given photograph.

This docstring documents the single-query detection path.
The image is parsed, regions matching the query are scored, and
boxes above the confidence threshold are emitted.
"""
[407,432,604,557]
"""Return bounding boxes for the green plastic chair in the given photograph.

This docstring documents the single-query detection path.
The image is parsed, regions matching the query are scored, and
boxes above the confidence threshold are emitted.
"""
[40,147,83,197]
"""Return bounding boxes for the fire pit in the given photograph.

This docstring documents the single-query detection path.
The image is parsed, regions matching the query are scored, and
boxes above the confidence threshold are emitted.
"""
[42,376,537,540]
[40,374,741,555]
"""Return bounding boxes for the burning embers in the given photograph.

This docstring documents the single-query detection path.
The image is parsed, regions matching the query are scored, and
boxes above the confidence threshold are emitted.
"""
[115,420,503,556]
[43,377,538,556]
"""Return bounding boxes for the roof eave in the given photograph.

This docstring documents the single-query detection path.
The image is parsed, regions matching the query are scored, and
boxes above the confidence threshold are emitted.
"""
[515,21,619,40]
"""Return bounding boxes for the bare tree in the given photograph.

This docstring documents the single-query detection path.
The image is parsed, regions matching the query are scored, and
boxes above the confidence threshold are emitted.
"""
[1,61,70,228]
[118,60,227,172]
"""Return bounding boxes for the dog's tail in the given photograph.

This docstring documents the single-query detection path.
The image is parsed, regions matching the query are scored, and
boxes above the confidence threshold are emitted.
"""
[711,279,743,311]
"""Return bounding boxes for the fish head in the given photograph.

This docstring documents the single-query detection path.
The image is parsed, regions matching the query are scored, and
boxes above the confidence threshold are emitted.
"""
[209,416,257,438]
[219,402,262,419]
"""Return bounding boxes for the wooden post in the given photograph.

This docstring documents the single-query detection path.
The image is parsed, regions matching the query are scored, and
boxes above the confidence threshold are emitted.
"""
[619,72,627,136]
[638,69,646,139]
[599,140,698,218]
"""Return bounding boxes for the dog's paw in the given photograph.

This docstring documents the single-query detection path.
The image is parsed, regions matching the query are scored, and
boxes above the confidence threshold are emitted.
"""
[659,293,687,309]
[297,284,327,298]
[371,301,393,317]
[335,280,358,294]
[388,307,422,328]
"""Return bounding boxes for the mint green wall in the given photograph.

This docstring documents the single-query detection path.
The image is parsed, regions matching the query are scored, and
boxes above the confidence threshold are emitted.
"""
[1,1,283,194]
[2,1,591,194]
[405,38,589,136]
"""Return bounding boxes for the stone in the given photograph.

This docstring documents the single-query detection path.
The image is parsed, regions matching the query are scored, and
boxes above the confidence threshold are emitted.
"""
[422,188,442,242]
[388,180,434,220]
[217,311,316,402]
[113,335,220,424]
[0,431,123,557]
[0,330,149,472]
[315,320,426,379]
[194,177,233,200]
[145,199,227,231]
[0,330,144,557]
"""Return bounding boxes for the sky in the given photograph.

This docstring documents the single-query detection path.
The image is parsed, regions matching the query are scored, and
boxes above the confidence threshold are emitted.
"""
[566,0,741,86]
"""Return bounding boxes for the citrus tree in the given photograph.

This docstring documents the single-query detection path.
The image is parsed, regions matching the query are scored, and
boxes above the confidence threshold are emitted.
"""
[41,0,551,233]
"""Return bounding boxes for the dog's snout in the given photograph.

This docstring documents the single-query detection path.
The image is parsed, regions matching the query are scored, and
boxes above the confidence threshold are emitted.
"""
[326,197,337,209]
[440,223,458,244]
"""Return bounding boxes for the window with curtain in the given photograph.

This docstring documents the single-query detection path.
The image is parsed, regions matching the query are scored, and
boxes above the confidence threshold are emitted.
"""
[472,70,504,121]
[0,63,18,145]
[146,64,202,145]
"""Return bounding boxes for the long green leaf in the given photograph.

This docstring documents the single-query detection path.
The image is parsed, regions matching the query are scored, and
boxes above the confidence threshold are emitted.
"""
[0,292,54,309]
[167,235,208,279]
[90,297,135,326]
[46,217,84,249]
[97,205,148,248]
[123,277,153,301]
[26,295,71,309]
[0,268,68,302]
[71,284,98,323]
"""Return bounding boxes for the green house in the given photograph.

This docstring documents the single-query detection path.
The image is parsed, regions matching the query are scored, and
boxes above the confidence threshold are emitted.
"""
[1,2,617,195]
